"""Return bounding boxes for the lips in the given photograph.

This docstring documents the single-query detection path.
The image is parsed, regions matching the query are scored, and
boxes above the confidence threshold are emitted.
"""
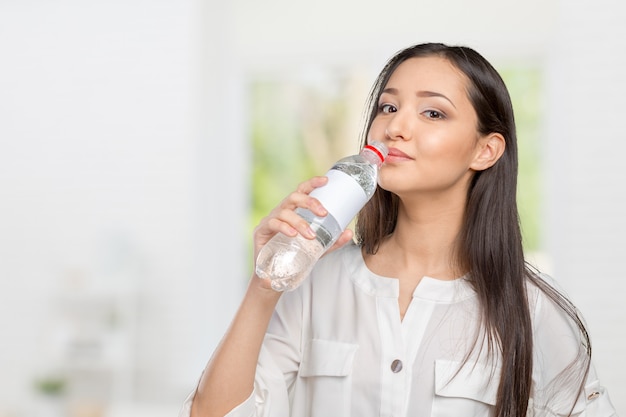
[386,147,413,161]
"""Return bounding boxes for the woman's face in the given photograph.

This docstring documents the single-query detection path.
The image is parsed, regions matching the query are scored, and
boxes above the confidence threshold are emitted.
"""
[368,56,484,199]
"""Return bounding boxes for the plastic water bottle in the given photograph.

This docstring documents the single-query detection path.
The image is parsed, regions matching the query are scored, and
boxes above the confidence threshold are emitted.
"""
[255,141,388,291]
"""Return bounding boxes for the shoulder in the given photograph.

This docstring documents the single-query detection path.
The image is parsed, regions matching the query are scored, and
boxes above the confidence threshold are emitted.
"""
[525,271,590,371]
[525,273,594,414]
[525,272,577,324]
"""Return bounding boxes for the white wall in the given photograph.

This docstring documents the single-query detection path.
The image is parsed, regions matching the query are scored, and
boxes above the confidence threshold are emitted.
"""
[544,0,626,411]
[0,0,246,414]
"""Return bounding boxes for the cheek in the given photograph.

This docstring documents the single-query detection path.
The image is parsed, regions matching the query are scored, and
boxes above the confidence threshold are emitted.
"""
[422,132,476,161]
[418,135,457,158]
[376,168,398,192]
[367,119,386,140]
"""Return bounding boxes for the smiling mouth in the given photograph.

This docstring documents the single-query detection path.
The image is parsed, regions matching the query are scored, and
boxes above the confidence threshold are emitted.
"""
[386,148,413,160]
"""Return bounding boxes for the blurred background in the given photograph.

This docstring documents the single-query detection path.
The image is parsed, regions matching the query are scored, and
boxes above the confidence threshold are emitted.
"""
[0,0,624,416]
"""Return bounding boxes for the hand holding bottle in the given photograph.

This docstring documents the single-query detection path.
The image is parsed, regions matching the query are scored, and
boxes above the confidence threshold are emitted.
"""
[255,142,388,291]
[252,176,354,290]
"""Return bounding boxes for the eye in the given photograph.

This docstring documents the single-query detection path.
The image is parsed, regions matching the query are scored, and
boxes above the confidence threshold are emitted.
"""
[423,109,445,119]
[379,103,397,114]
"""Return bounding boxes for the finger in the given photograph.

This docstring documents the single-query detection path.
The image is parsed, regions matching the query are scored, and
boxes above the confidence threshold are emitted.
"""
[253,176,330,250]
[298,177,330,217]
[270,177,328,220]
[255,209,315,247]
[295,176,328,195]
[269,211,316,239]
[264,216,298,238]
[326,229,354,254]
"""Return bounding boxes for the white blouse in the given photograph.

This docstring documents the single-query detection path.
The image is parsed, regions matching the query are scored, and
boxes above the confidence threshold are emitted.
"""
[179,243,617,417]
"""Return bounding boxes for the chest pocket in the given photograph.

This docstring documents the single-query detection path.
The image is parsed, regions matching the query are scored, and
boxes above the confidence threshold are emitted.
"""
[433,359,500,417]
[298,339,358,417]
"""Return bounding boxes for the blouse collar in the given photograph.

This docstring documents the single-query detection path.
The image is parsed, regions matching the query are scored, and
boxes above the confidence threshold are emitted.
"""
[345,244,476,303]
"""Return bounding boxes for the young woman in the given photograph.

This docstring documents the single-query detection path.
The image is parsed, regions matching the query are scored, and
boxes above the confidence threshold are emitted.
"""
[180,43,617,417]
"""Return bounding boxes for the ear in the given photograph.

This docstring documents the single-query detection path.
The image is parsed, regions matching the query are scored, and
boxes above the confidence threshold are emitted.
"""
[470,133,505,171]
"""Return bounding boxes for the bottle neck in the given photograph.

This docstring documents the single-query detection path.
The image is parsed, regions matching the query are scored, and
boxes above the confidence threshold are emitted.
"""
[361,146,385,168]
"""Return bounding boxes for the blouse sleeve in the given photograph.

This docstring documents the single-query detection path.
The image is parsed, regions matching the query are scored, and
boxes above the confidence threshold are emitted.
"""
[178,288,304,417]
[529,276,618,417]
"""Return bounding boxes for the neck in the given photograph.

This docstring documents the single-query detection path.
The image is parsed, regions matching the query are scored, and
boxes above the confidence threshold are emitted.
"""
[375,191,467,281]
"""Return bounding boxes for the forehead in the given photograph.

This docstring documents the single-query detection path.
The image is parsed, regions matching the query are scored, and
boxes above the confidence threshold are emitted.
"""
[384,56,470,99]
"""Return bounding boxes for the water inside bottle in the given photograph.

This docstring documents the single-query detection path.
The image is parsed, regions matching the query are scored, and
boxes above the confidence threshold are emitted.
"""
[256,233,326,291]
[332,161,378,196]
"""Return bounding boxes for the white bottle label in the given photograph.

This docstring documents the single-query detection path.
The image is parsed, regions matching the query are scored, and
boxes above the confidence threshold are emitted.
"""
[309,169,368,230]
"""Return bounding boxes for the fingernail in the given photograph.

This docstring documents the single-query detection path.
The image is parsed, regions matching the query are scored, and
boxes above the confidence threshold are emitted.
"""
[306,227,316,238]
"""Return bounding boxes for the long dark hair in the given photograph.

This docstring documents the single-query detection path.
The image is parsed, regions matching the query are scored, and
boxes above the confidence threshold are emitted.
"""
[355,43,590,417]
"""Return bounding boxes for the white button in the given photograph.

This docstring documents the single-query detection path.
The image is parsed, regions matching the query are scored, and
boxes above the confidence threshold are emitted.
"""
[391,359,403,373]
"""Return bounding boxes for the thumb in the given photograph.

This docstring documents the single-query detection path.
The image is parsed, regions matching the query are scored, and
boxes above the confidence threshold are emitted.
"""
[325,229,354,254]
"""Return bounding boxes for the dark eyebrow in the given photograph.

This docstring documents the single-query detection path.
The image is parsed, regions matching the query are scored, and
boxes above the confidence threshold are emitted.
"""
[381,87,457,109]
[417,90,457,109]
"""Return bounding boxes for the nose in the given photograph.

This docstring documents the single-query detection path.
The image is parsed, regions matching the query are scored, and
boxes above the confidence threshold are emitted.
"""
[384,110,413,141]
